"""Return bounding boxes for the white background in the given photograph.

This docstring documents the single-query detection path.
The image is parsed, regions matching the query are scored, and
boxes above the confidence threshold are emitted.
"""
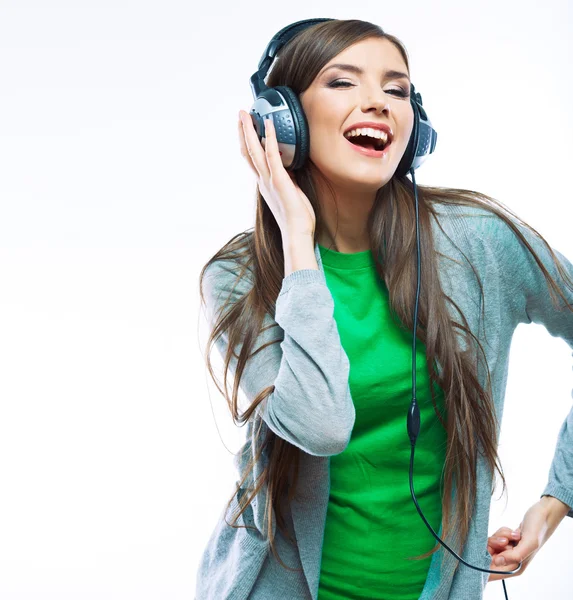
[0,0,571,598]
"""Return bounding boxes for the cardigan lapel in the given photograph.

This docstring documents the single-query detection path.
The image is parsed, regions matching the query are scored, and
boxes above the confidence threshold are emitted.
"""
[286,243,329,600]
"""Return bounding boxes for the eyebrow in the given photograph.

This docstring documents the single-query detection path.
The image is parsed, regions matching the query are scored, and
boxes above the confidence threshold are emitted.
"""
[320,63,410,82]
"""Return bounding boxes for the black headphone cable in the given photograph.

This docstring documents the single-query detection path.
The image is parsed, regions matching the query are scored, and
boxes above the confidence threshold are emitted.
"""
[406,166,523,600]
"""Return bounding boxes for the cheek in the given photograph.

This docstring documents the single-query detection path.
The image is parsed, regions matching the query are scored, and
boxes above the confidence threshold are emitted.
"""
[304,100,345,145]
[307,124,342,158]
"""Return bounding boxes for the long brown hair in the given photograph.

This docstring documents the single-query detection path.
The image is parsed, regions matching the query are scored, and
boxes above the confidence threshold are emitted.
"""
[198,18,573,580]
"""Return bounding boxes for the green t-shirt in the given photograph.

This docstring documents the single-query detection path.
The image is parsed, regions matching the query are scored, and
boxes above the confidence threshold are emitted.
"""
[316,243,447,600]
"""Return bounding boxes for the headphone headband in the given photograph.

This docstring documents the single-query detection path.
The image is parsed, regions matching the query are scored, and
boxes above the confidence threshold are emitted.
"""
[257,18,334,70]
[252,18,334,97]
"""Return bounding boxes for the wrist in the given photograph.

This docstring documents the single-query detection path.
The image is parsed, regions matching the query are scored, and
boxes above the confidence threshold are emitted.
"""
[540,494,570,523]
[282,231,315,245]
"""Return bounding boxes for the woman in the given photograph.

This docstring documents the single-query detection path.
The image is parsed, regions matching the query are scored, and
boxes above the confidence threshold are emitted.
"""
[195,18,573,600]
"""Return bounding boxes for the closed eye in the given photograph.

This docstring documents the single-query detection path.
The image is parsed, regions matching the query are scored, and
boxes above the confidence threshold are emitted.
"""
[327,80,409,97]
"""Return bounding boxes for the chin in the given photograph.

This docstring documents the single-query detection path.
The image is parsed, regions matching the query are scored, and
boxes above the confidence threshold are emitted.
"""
[341,163,395,185]
[310,153,398,190]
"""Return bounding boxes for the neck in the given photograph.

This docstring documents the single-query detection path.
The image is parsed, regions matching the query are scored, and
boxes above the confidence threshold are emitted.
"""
[314,182,375,254]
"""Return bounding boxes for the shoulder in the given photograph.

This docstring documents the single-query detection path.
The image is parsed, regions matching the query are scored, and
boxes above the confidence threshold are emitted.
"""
[431,201,498,221]
[203,232,254,282]
[429,201,509,265]
[430,201,500,235]
[430,201,530,255]
[433,202,572,296]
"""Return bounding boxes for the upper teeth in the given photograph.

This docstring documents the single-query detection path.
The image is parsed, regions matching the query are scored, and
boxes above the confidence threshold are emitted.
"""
[344,127,389,142]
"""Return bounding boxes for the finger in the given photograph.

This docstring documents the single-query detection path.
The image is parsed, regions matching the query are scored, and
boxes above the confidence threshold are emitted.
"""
[505,527,522,541]
[488,535,509,547]
[238,113,258,178]
[488,539,518,553]
[494,538,536,568]
[263,117,291,185]
[488,561,514,582]
[239,111,265,179]
[240,111,269,181]
[493,526,521,541]
[488,554,522,581]
[488,527,521,549]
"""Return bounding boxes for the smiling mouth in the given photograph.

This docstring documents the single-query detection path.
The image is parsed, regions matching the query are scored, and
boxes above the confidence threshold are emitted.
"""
[344,134,391,152]
[343,136,393,158]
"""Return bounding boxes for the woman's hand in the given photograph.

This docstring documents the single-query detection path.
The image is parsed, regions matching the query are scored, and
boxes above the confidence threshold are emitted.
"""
[238,110,316,239]
[487,496,570,582]
[487,526,522,582]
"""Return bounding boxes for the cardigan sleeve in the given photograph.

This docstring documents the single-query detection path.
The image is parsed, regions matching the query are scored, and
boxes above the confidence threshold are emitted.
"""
[496,215,573,518]
[201,258,355,457]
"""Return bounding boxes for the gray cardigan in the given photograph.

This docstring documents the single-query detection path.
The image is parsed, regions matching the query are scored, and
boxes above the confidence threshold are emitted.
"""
[195,202,573,599]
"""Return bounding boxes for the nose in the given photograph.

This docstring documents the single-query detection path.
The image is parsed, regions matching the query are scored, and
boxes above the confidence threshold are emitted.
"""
[361,88,391,115]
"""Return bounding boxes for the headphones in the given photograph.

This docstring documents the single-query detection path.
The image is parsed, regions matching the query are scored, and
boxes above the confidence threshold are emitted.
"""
[248,18,522,600]
[248,17,437,176]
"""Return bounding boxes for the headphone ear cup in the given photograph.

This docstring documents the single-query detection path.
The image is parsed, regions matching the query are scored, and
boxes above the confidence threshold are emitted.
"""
[274,85,310,170]
[396,96,419,178]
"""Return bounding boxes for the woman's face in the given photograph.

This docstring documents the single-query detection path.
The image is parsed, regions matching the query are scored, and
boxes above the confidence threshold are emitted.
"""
[299,37,414,193]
